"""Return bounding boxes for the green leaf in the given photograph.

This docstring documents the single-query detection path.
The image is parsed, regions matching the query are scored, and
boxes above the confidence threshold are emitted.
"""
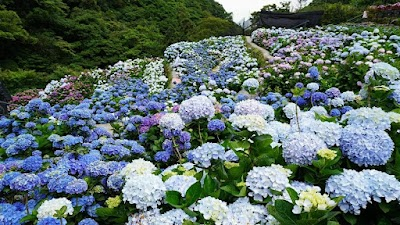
[343,214,358,225]
[254,153,275,166]
[312,159,325,169]
[20,214,37,223]
[379,202,391,213]
[286,187,299,204]
[204,174,217,195]
[183,208,198,218]
[267,200,297,225]
[185,182,201,207]
[96,207,117,218]
[220,184,247,197]
[327,221,340,225]
[166,191,184,208]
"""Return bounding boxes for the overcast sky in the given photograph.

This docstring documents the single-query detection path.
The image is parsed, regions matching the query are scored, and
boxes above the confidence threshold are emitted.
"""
[215,0,310,23]
[215,0,281,22]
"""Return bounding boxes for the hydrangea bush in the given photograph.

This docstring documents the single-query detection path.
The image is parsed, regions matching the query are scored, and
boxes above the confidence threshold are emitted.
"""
[1,25,400,225]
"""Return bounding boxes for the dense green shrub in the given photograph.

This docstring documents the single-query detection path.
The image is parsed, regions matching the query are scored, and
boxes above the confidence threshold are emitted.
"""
[301,3,362,24]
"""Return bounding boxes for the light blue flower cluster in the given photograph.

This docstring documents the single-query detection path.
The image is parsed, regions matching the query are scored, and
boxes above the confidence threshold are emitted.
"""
[0,203,27,225]
[187,143,225,168]
[341,107,391,130]
[282,132,327,166]
[9,173,40,191]
[340,125,394,166]
[326,169,400,215]
[246,164,292,201]
[179,95,215,122]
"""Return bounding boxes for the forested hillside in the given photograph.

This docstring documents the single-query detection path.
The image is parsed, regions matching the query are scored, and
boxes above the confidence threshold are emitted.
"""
[0,0,240,93]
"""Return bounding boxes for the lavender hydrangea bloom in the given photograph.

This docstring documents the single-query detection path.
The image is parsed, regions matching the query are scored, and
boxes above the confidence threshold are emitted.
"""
[325,87,341,98]
[233,99,275,121]
[282,132,327,166]
[187,143,225,168]
[340,125,394,166]
[159,113,185,130]
[179,95,215,122]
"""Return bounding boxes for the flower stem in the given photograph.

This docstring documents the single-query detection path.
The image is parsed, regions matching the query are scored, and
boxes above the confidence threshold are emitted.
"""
[198,123,204,144]
[171,137,182,161]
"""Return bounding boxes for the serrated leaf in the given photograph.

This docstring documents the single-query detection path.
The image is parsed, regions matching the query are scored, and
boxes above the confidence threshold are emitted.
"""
[185,182,201,207]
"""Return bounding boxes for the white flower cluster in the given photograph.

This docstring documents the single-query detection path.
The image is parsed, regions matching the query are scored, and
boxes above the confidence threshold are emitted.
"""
[367,62,400,83]
[120,158,156,180]
[292,186,336,214]
[142,59,168,94]
[193,196,229,224]
[39,76,70,99]
[242,78,260,90]
[233,99,275,121]
[229,114,269,135]
[122,174,166,210]
[159,113,185,130]
[246,164,292,201]
[222,197,268,225]
[37,197,74,219]
[283,103,301,119]
[126,209,193,225]
[164,175,197,197]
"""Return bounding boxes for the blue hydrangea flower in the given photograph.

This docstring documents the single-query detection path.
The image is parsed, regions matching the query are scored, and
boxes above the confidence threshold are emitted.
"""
[65,179,88,194]
[326,169,371,215]
[100,144,130,158]
[341,107,391,130]
[340,125,394,166]
[22,155,43,172]
[187,143,225,168]
[311,92,327,105]
[282,132,327,166]
[325,87,341,98]
[0,203,27,225]
[329,108,341,117]
[37,217,64,225]
[9,173,40,191]
[308,66,319,80]
[1,134,38,156]
[155,150,173,162]
[78,218,99,225]
[107,174,125,191]
[207,119,226,132]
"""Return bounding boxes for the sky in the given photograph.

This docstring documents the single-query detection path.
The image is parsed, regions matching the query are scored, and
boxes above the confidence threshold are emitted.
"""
[215,0,282,23]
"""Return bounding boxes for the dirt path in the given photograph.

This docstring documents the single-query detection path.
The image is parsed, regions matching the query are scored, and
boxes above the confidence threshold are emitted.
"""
[245,36,272,60]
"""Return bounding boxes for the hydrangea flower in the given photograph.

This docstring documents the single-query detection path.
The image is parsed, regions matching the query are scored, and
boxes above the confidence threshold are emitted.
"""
[122,174,166,210]
[233,99,274,121]
[229,114,269,135]
[187,143,225,168]
[283,103,300,119]
[120,158,156,180]
[306,82,319,91]
[37,217,65,225]
[159,113,185,130]
[246,164,292,201]
[164,175,197,197]
[207,119,226,132]
[193,197,229,224]
[366,62,400,83]
[179,95,215,122]
[223,197,268,225]
[37,198,74,219]
[282,132,327,165]
[78,218,99,225]
[340,125,394,166]
[326,169,400,215]
[341,91,356,102]
[1,134,38,156]
[9,173,40,191]
[341,107,390,130]
[0,203,27,225]
[292,186,336,214]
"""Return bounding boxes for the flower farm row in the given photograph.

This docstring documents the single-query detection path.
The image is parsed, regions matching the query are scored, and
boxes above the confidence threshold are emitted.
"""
[1,25,400,225]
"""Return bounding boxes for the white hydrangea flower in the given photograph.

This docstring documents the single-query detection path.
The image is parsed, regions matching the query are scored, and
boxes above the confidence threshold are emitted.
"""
[283,103,301,119]
[341,107,391,130]
[309,106,328,116]
[222,197,268,225]
[142,60,168,94]
[159,113,185,130]
[37,198,74,219]
[193,197,229,224]
[122,174,166,210]
[341,91,356,102]
[229,114,269,135]
[292,186,336,214]
[120,159,156,180]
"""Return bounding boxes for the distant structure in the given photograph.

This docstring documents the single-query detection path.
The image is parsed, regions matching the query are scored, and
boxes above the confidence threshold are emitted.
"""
[258,10,324,28]
[0,81,11,115]
[238,17,252,34]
